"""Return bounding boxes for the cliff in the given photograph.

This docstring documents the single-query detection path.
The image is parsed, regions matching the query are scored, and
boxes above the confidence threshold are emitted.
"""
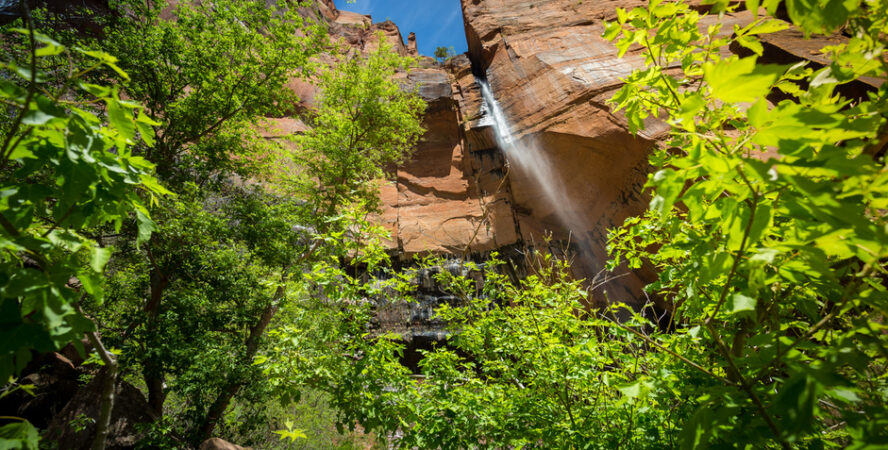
[263,2,523,260]
[349,0,873,307]
[301,0,673,306]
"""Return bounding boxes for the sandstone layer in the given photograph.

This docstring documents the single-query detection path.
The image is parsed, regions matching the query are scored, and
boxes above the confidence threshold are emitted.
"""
[460,0,670,304]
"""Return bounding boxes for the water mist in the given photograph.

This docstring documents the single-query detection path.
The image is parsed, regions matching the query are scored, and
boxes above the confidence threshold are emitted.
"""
[478,79,596,273]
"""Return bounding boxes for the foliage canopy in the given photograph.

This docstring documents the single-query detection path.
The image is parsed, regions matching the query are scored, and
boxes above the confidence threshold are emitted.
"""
[1,0,424,447]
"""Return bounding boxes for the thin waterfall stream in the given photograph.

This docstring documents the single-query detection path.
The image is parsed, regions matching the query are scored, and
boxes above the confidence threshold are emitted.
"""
[478,79,591,261]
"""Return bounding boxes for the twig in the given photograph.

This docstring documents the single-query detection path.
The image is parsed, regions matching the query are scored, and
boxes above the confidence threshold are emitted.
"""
[74,302,118,450]
[0,2,38,172]
[602,314,736,387]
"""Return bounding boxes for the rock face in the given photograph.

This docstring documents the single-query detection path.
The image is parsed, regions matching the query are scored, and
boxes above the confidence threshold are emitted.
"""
[0,353,82,430]
[457,0,669,304]
[44,368,156,449]
[389,62,520,256]
[280,4,520,260]
[303,1,874,308]
[453,0,875,305]
[0,351,155,450]
[298,1,660,305]
[407,32,419,55]
[314,1,652,303]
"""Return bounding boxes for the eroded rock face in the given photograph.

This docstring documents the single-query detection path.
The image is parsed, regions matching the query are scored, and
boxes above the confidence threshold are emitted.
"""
[312,1,876,308]
[459,0,671,304]
[300,6,520,259]
[391,63,520,256]
[456,0,878,306]
[407,32,418,55]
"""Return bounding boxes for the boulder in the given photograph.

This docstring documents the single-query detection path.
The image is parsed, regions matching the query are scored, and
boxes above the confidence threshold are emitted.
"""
[0,352,82,430]
[200,438,252,450]
[43,368,155,450]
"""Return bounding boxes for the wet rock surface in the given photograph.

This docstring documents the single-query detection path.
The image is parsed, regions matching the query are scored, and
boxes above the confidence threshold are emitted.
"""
[453,0,877,307]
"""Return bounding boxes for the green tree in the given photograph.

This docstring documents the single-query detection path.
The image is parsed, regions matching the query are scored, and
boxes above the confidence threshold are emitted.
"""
[74,0,327,432]
[0,14,167,450]
[75,3,424,440]
[434,45,456,63]
[98,0,326,185]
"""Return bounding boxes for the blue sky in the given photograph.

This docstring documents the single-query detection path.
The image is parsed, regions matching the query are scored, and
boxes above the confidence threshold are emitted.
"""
[334,0,468,58]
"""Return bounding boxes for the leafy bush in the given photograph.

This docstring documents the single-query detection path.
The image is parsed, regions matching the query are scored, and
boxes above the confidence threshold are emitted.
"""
[603,0,888,446]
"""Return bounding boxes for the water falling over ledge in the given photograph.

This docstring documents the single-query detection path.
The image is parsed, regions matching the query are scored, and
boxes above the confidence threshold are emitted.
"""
[477,78,590,256]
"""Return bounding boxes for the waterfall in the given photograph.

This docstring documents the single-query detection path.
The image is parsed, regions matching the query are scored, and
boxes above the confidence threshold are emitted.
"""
[478,79,587,249]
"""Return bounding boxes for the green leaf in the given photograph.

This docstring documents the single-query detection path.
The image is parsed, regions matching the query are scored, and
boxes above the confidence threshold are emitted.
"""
[106,99,135,142]
[747,203,772,245]
[135,208,155,247]
[77,269,105,303]
[649,169,683,216]
[90,246,112,273]
[34,40,65,57]
[745,0,760,16]
[774,375,818,436]
[735,35,764,56]
[274,428,307,442]
[676,93,706,130]
[0,420,40,450]
[728,293,756,314]
[786,0,860,34]
[618,381,641,399]
[745,18,791,35]
[747,98,769,126]
[704,57,786,103]
[828,387,860,403]
[74,48,130,81]
[78,82,112,98]
[22,96,66,125]
[135,111,158,146]
[749,247,780,264]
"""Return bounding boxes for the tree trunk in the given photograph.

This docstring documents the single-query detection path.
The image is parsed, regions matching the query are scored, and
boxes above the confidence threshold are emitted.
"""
[196,284,284,441]
[75,304,119,450]
[144,263,169,416]
[90,350,119,450]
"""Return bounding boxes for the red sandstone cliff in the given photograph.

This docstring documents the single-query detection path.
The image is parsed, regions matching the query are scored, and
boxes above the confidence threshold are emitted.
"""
[454,0,878,305]
[260,2,522,260]
[459,0,670,303]
[296,0,872,306]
